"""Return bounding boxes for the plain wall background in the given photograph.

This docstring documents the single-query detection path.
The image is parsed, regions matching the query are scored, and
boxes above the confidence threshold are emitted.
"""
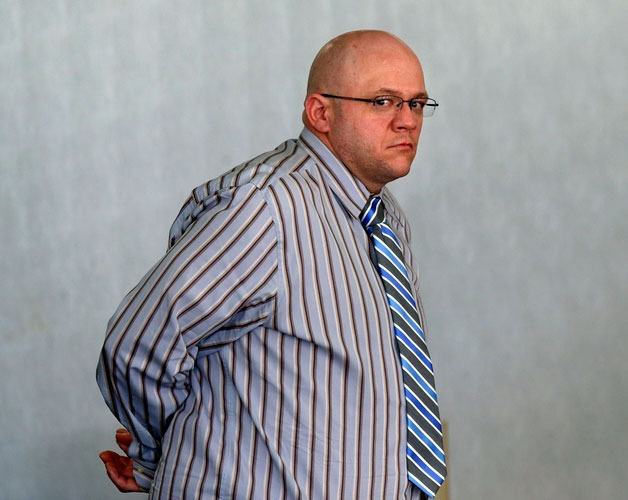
[1,1,627,499]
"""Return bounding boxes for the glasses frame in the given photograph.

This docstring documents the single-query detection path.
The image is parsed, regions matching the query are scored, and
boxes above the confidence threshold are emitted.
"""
[320,93,439,117]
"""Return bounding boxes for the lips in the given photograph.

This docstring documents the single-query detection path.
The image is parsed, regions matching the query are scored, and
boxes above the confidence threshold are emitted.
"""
[390,142,414,150]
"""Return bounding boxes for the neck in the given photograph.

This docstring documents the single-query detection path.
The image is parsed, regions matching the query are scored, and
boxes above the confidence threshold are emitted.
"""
[304,126,383,195]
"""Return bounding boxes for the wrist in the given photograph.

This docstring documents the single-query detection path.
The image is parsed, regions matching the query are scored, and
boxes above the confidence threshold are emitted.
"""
[132,460,155,492]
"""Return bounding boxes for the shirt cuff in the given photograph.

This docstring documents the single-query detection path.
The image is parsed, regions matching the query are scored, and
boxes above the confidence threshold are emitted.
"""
[132,459,156,492]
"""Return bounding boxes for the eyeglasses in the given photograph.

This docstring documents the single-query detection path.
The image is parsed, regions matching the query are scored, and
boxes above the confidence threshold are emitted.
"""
[320,93,439,117]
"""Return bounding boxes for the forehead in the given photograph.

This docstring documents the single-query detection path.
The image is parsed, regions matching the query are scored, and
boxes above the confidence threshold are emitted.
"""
[343,45,426,95]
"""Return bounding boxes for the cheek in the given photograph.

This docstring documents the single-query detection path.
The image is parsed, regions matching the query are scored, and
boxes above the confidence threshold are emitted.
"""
[354,124,386,151]
[343,123,371,153]
[416,120,424,138]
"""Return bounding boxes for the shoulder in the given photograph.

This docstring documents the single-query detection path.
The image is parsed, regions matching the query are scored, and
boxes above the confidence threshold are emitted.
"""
[168,138,314,247]
[196,138,311,195]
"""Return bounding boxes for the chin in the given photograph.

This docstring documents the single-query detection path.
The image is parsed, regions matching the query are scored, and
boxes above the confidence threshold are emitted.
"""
[388,162,413,181]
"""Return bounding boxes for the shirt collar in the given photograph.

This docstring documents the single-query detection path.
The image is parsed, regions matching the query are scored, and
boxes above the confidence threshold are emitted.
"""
[298,127,371,219]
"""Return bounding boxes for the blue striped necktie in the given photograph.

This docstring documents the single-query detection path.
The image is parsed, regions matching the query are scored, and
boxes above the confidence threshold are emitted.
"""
[360,195,447,498]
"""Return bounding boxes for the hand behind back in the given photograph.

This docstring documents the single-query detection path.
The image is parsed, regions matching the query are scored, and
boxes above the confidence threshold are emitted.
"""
[99,428,142,492]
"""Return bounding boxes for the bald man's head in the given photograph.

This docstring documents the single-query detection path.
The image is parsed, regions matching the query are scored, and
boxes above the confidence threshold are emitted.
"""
[306,30,420,96]
[302,30,427,194]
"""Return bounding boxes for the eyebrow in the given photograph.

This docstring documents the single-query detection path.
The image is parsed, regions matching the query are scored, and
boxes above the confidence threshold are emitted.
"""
[373,87,429,99]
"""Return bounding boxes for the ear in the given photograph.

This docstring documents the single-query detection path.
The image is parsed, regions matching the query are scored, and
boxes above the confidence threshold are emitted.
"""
[304,94,333,133]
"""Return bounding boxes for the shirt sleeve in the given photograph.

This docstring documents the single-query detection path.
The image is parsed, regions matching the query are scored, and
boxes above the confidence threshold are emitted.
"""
[96,183,278,489]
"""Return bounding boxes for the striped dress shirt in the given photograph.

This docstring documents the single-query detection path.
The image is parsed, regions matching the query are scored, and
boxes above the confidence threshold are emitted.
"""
[97,127,432,500]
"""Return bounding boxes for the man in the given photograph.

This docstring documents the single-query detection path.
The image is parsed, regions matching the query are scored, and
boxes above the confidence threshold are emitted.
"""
[97,30,445,499]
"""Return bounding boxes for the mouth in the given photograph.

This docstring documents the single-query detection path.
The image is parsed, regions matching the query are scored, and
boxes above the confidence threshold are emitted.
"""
[390,142,414,151]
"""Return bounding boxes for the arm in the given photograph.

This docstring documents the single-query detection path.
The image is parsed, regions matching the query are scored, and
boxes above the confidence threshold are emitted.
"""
[96,184,278,490]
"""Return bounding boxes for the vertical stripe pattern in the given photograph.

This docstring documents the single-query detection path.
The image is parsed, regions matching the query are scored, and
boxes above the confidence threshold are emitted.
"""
[96,128,433,500]
[360,195,446,498]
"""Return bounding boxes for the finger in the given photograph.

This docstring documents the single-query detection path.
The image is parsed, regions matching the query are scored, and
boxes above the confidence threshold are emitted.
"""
[99,450,127,474]
[115,429,133,453]
[100,452,126,490]
[99,450,118,465]
[99,451,141,492]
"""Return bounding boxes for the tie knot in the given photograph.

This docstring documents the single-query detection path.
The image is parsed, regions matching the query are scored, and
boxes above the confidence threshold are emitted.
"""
[360,195,386,230]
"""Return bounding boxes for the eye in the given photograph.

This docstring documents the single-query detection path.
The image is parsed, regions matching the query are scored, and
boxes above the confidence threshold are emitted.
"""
[409,98,426,109]
[372,96,395,108]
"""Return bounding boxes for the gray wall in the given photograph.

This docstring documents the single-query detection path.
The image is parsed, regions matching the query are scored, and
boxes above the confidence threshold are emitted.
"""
[1,1,627,499]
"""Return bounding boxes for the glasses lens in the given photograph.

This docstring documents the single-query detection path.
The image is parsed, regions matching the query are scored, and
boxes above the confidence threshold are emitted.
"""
[423,100,437,118]
[372,96,402,111]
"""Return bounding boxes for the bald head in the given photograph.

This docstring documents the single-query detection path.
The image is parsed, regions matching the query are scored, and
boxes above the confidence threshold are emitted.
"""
[302,30,427,193]
[306,30,421,96]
